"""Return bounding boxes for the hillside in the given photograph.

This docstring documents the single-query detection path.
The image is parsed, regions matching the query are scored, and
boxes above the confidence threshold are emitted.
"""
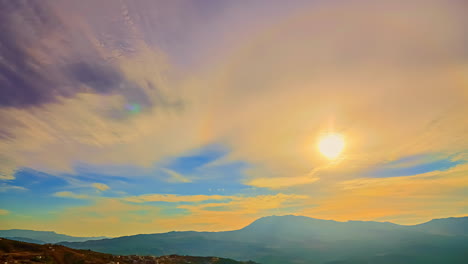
[60,215,468,264]
[0,238,257,264]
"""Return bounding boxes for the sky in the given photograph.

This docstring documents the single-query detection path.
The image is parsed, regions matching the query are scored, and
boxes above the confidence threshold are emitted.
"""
[0,0,467,237]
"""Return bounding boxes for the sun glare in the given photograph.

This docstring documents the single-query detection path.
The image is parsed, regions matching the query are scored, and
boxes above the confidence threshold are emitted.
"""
[318,133,345,159]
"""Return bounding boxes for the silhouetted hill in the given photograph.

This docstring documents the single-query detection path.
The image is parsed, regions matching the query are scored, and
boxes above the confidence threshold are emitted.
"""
[60,215,468,264]
[230,215,402,243]
[0,229,108,243]
[60,232,271,259]
[0,238,258,264]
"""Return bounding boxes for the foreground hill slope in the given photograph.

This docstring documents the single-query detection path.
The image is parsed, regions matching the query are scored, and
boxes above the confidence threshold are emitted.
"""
[61,215,468,264]
[0,238,257,264]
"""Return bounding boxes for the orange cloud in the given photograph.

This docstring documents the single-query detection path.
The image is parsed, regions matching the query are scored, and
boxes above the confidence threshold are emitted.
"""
[246,175,319,189]
[123,194,235,203]
[92,183,110,191]
[300,163,468,224]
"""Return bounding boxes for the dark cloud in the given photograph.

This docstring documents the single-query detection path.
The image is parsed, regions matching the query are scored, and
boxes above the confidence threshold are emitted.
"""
[0,130,15,141]
[0,0,59,107]
[0,0,158,109]
[66,62,123,94]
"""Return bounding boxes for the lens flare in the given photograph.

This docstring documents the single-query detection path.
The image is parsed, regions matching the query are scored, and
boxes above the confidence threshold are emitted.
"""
[126,103,141,114]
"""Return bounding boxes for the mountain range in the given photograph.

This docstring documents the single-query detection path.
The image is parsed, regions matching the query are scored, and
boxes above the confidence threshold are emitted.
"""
[2,215,468,264]
[0,229,108,244]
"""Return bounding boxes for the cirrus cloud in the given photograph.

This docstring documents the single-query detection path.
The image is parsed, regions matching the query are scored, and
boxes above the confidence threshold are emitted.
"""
[92,183,110,192]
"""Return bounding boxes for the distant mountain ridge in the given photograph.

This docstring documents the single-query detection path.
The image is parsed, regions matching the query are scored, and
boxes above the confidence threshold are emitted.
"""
[411,216,468,236]
[2,237,46,244]
[4,215,468,264]
[56,215,468,264]
[0,229,108,244]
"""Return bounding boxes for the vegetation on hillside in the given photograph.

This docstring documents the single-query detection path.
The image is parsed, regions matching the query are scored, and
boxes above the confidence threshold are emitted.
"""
[0,238,257,264]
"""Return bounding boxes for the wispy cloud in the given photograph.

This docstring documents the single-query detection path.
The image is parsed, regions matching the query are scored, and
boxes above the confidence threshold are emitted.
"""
[0,0,466,186]
[53,191,90,200]
[0,183,27,192]
[161,168,192,183]
[92,183,110,191]
[246,175,319,189]
[0,174,15,180]
[123,194,234,203]
[179,193,309,214]
[0,162,17,180]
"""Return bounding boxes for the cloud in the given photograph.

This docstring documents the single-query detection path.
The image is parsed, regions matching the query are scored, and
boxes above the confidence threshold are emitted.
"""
[123,194,234,203]
[0,155,18,180]
[188,0,468,188]
[0,1,62,108]
[339,162,468,195]
[179,193,309,214]
[298,163,468,224]
[0,1,170,111]
[0,209,9,216]
[53,191,89,199]
[0,0,183,175]
[0,183,27,192]
[66,62,124,94]
[0,1,108,108]
[92,183,110,191]
[246,175,319,189]
[0,172,15,181]
[161,168,192,183]
[0,0,466,185]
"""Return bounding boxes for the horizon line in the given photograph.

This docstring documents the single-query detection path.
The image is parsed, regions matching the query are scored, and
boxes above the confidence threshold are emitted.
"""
[2,214,467,238]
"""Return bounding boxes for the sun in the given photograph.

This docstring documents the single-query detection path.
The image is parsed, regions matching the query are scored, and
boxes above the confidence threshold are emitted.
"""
[318,133,345,159]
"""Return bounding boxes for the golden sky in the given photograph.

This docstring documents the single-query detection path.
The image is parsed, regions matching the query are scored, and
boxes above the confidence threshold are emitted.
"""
[0,0,467,236]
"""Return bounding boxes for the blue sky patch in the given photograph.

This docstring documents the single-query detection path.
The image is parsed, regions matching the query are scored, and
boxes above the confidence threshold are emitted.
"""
[365,154,463,178]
